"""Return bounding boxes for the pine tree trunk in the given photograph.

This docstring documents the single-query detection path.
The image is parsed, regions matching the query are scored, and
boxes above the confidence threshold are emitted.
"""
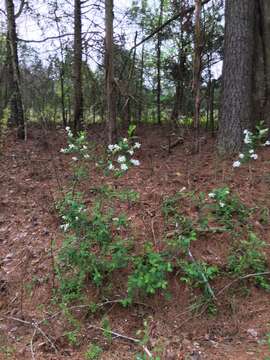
[218,0,255,155]
[73,0,83,133]
[156,0,164,125]
[105,0,117,144]
[5,0,25,139]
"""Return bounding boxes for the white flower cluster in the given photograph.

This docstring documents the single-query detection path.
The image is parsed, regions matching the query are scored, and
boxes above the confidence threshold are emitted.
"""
[208,188,229,209]
[60,127,90,161]
[233,129,259,168]
[107,139,141,173]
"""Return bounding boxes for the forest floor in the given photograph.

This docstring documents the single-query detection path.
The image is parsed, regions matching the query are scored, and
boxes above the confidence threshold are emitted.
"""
[0,124,270,360]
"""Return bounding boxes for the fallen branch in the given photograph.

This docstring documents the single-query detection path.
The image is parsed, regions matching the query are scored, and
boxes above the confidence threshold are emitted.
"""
[188,249,216,300]
[216,271,270,297]
[30,329,37,360]
[88,325,153,358]
[5,316,58,354]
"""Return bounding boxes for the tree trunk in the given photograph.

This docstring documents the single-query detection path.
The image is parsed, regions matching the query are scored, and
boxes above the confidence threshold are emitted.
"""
[193,0,202,134]
[218,0,255,155]
[73,0,83,133]
[138,45,144,122]
[255,0,270,127]
[105,0,117,144]
[5,0,25,139]
[156,0,164,125]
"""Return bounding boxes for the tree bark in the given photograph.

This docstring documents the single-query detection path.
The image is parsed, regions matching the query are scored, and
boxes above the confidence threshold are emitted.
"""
[156,0,164,125]
[5,0,25,139]
[73,0,83,133]
[105,0,117,144]
[218,0,255,155]
[193,0,202,150]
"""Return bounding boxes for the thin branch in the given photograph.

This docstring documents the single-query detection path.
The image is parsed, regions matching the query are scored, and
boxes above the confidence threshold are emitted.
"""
[15,0,26,19]
[216,271,270,297]
[30,329,37,360]
[88,325,153,358]
[130,0,212,50]
[17,33,75,43]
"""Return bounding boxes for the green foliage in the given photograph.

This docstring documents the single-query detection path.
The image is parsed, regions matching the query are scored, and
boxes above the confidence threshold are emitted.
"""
[162,192,182,219]
[180,260,219,297]
[65,329,79,346]
[102,316,112,343]
[95,185,139,203]
[56,193,130,303]
[228,232,270,290]
[57,191,89,235]
[85,343,103,360]
[167,215,197,255]
[124,245,172,305]
[208,187,249,228]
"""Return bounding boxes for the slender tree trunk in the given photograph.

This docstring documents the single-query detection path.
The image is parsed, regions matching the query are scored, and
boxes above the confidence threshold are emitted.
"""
[193,0,202,147]
[218,0,255,155]
[138,45,144,122]
[54,4,67,128]
[105,0,117,144]
[73,0,83,133]
[5,0,25,139]
[209,80,215,137]
[156,0,164,125]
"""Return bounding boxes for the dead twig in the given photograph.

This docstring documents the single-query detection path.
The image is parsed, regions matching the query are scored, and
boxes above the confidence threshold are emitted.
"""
[216,271,270,297]
[30,329,37,360]
[5,316,58,354]
[88,325,153,358]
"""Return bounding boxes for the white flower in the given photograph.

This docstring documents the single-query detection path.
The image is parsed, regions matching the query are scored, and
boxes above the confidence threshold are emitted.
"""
[84,154,90,159]
[60,148,66,153]
[114,144,121,151]
[250,153,258,160]
[72,157,78,161]
[233,161,241,168]
[219,202,225,208]
[128,149,134,155]
[60,223,69,232]
[69,144,75,149]
[108,144,114,152]
[239,153,244,159]
[108,163,114,170]
[120,163,128,171]
[130,159,140,166]
[123,138,128,143]
[117,155,126,163]
[249,149,254,154]
[75,216,79,221]
[82,145,88,150]
[243,129,249,134]
[244,134,252,144]
[134,142,141,149]
[264,140,270,146]
[259,128,268,136]
[65,126,70,131]
[208,192,215,198]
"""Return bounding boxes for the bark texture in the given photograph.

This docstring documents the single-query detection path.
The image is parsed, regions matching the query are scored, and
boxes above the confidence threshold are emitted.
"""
[105,0,117,144]
[5,0,25,139]
[73,0,83,133]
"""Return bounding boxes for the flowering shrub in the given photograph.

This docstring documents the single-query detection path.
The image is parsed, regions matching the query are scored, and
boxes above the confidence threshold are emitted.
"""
[107,139,141,174]
[208,187,249,228]
[233,122,270,168]
[106,125,141,175]
[60,127,90,161]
